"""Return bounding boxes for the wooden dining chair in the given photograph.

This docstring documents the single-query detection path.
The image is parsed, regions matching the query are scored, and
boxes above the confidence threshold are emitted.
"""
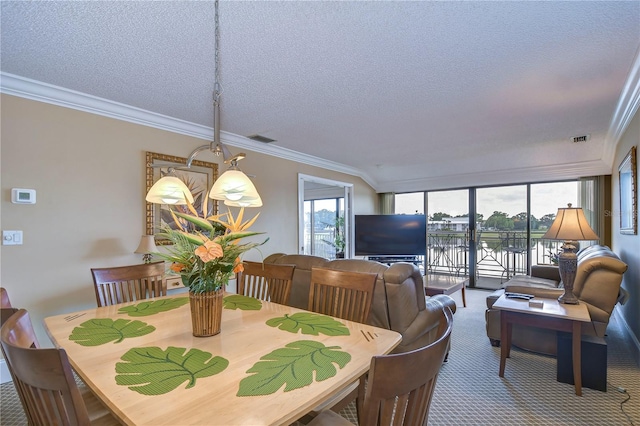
[304,267,378,419]
[237,261,296,305]
[308,267,377,324]
[1,287,13,308]
[0,309,120,425]
[0,287,17,325]
[91,261,166,307]
[308,306,454,426]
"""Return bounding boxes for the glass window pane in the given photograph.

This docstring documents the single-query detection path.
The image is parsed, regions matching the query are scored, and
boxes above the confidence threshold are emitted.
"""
[395,193,424,214]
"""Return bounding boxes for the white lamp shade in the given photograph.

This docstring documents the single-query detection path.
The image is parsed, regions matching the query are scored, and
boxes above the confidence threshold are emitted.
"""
[542,205,599,241]
[224,194,263,208]
[209,170,261,203]
[134,235,158,254]
[146,176,194,205]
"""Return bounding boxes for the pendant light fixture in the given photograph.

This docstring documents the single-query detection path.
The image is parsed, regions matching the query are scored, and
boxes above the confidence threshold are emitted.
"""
[145,174,194,205]
[146,0,262,208]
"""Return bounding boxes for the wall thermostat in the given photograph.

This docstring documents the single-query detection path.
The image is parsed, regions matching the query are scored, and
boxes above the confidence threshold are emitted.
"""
[11,188,36,204]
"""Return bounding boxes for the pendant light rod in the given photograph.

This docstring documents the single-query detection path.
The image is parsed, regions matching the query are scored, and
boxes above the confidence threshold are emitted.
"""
[186,0,245,169]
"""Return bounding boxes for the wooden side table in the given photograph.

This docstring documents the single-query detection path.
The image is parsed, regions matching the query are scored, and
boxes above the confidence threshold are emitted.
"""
[423,274,467,307]
[493,295,591,396]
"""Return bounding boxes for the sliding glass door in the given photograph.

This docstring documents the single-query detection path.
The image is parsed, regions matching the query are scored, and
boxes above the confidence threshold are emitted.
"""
[425,190,470,278]
[475,185,527,288]
[395,180,584,290]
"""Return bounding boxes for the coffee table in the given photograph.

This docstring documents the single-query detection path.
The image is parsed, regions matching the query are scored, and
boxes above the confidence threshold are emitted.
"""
[423,274,467,307]
[493,294,591,396]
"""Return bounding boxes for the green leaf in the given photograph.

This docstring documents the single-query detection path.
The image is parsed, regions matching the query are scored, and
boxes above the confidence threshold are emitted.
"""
[237,340,351,396]
[115,346,229,396]
[69,319,155,346]
[118,297,189,317]
[172,211,214,232]
[265,312,350,336]
[223,294,262,310]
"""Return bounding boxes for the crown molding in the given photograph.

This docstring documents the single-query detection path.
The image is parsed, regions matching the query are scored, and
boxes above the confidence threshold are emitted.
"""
[2,70,635,195]
[0,72,378,188]
[376,160,612,193]
[604,45,640,165]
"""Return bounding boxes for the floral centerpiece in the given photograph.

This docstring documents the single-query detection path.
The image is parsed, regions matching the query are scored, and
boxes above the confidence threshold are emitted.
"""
[156,204,268,294]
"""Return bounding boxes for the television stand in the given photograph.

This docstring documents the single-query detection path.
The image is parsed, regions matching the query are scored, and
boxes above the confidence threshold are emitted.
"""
[367,256,422,266]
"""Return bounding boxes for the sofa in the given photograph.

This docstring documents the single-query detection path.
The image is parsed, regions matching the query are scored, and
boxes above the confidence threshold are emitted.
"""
[264,253,456,353]
[485,245,628,355]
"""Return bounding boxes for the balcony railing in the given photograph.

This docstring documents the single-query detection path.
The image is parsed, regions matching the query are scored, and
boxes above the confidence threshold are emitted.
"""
[306,230,565,281]
[426,231,563,281]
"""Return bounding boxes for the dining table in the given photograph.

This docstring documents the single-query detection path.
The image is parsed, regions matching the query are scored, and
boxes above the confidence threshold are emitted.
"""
[43,292,401,425]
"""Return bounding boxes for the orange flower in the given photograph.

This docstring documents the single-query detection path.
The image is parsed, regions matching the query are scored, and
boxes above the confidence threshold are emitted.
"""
[170,262,185,273]
[194,240,224,263]
[233,258,244,273]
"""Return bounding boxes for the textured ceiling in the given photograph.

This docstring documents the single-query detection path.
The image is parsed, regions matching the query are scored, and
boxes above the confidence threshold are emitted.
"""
[1,1,639,192]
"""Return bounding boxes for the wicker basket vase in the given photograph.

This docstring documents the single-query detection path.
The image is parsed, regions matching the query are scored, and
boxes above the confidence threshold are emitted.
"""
[188,289,224,337]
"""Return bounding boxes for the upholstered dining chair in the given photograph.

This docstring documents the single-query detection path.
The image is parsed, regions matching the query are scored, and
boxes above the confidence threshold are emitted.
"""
[237,261,296,305]
[1,309,119,425]
[308,306,454,426]
[308,267,377,324]
[91,261,166,307]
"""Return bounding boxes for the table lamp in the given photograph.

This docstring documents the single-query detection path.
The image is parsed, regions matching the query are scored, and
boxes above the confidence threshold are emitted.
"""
[134,235,158,264]
[541,204,599,304]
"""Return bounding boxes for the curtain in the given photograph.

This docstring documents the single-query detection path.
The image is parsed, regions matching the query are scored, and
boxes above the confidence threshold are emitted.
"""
[578,175,609,246]
[379,193,395,214]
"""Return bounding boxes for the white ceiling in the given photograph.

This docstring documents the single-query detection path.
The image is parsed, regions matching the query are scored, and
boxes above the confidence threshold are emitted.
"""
[2,1,639,193]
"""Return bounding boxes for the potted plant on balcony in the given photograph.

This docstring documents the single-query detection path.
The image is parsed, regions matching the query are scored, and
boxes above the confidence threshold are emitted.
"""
[323,215,346,259]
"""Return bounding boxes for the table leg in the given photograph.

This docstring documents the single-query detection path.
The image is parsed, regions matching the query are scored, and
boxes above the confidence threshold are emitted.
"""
[499,311,511,377]
[461,284,467,308]
[572,321,582,396]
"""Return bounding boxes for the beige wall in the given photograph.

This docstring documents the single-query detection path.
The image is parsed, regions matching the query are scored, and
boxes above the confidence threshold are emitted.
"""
[0,94,377,345]
[611,107,640,365]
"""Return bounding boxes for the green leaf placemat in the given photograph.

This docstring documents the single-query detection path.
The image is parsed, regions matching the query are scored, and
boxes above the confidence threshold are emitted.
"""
[69,319,155,346]
[237,340,351,396]
[115,346,229,396]
[266,312,350,336]
[118,297,189,317]
[223,294,262,310]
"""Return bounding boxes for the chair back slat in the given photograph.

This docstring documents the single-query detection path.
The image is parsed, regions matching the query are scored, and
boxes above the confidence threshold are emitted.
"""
[237,262,295,305]
[308,268,377,324]
[359,307,453,426]
[91,261,166,307]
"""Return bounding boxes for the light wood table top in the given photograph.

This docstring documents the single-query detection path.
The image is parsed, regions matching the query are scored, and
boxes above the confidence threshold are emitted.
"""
[44,293,401,426]
[492,295,590,322]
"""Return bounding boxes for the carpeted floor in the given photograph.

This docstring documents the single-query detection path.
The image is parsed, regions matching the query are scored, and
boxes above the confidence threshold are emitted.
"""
[1,289,638,425]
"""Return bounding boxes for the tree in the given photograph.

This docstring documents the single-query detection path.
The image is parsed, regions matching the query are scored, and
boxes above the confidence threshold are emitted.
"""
[430,212,451,221]
[539,213,556,229]
[484,211,514,230]
[512,212,528,230]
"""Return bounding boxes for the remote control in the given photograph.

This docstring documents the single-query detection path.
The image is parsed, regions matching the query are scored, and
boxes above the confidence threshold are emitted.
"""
[505,292,534,300]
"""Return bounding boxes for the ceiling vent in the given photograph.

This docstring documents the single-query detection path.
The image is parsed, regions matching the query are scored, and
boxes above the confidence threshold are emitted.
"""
[571,134,590,143]
[247,134,277,144]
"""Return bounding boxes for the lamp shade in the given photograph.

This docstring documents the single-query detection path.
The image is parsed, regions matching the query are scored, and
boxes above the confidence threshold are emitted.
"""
[146,176,194,205]
[223,194,263,208]
[542,204,599,241]
[135,235,158,254]
[209,170,261,204]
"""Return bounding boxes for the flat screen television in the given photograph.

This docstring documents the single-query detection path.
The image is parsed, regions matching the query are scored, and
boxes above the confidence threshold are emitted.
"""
[354,215,426,256]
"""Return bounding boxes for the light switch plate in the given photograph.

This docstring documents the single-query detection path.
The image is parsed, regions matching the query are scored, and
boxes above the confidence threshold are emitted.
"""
[2,230,23,245]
